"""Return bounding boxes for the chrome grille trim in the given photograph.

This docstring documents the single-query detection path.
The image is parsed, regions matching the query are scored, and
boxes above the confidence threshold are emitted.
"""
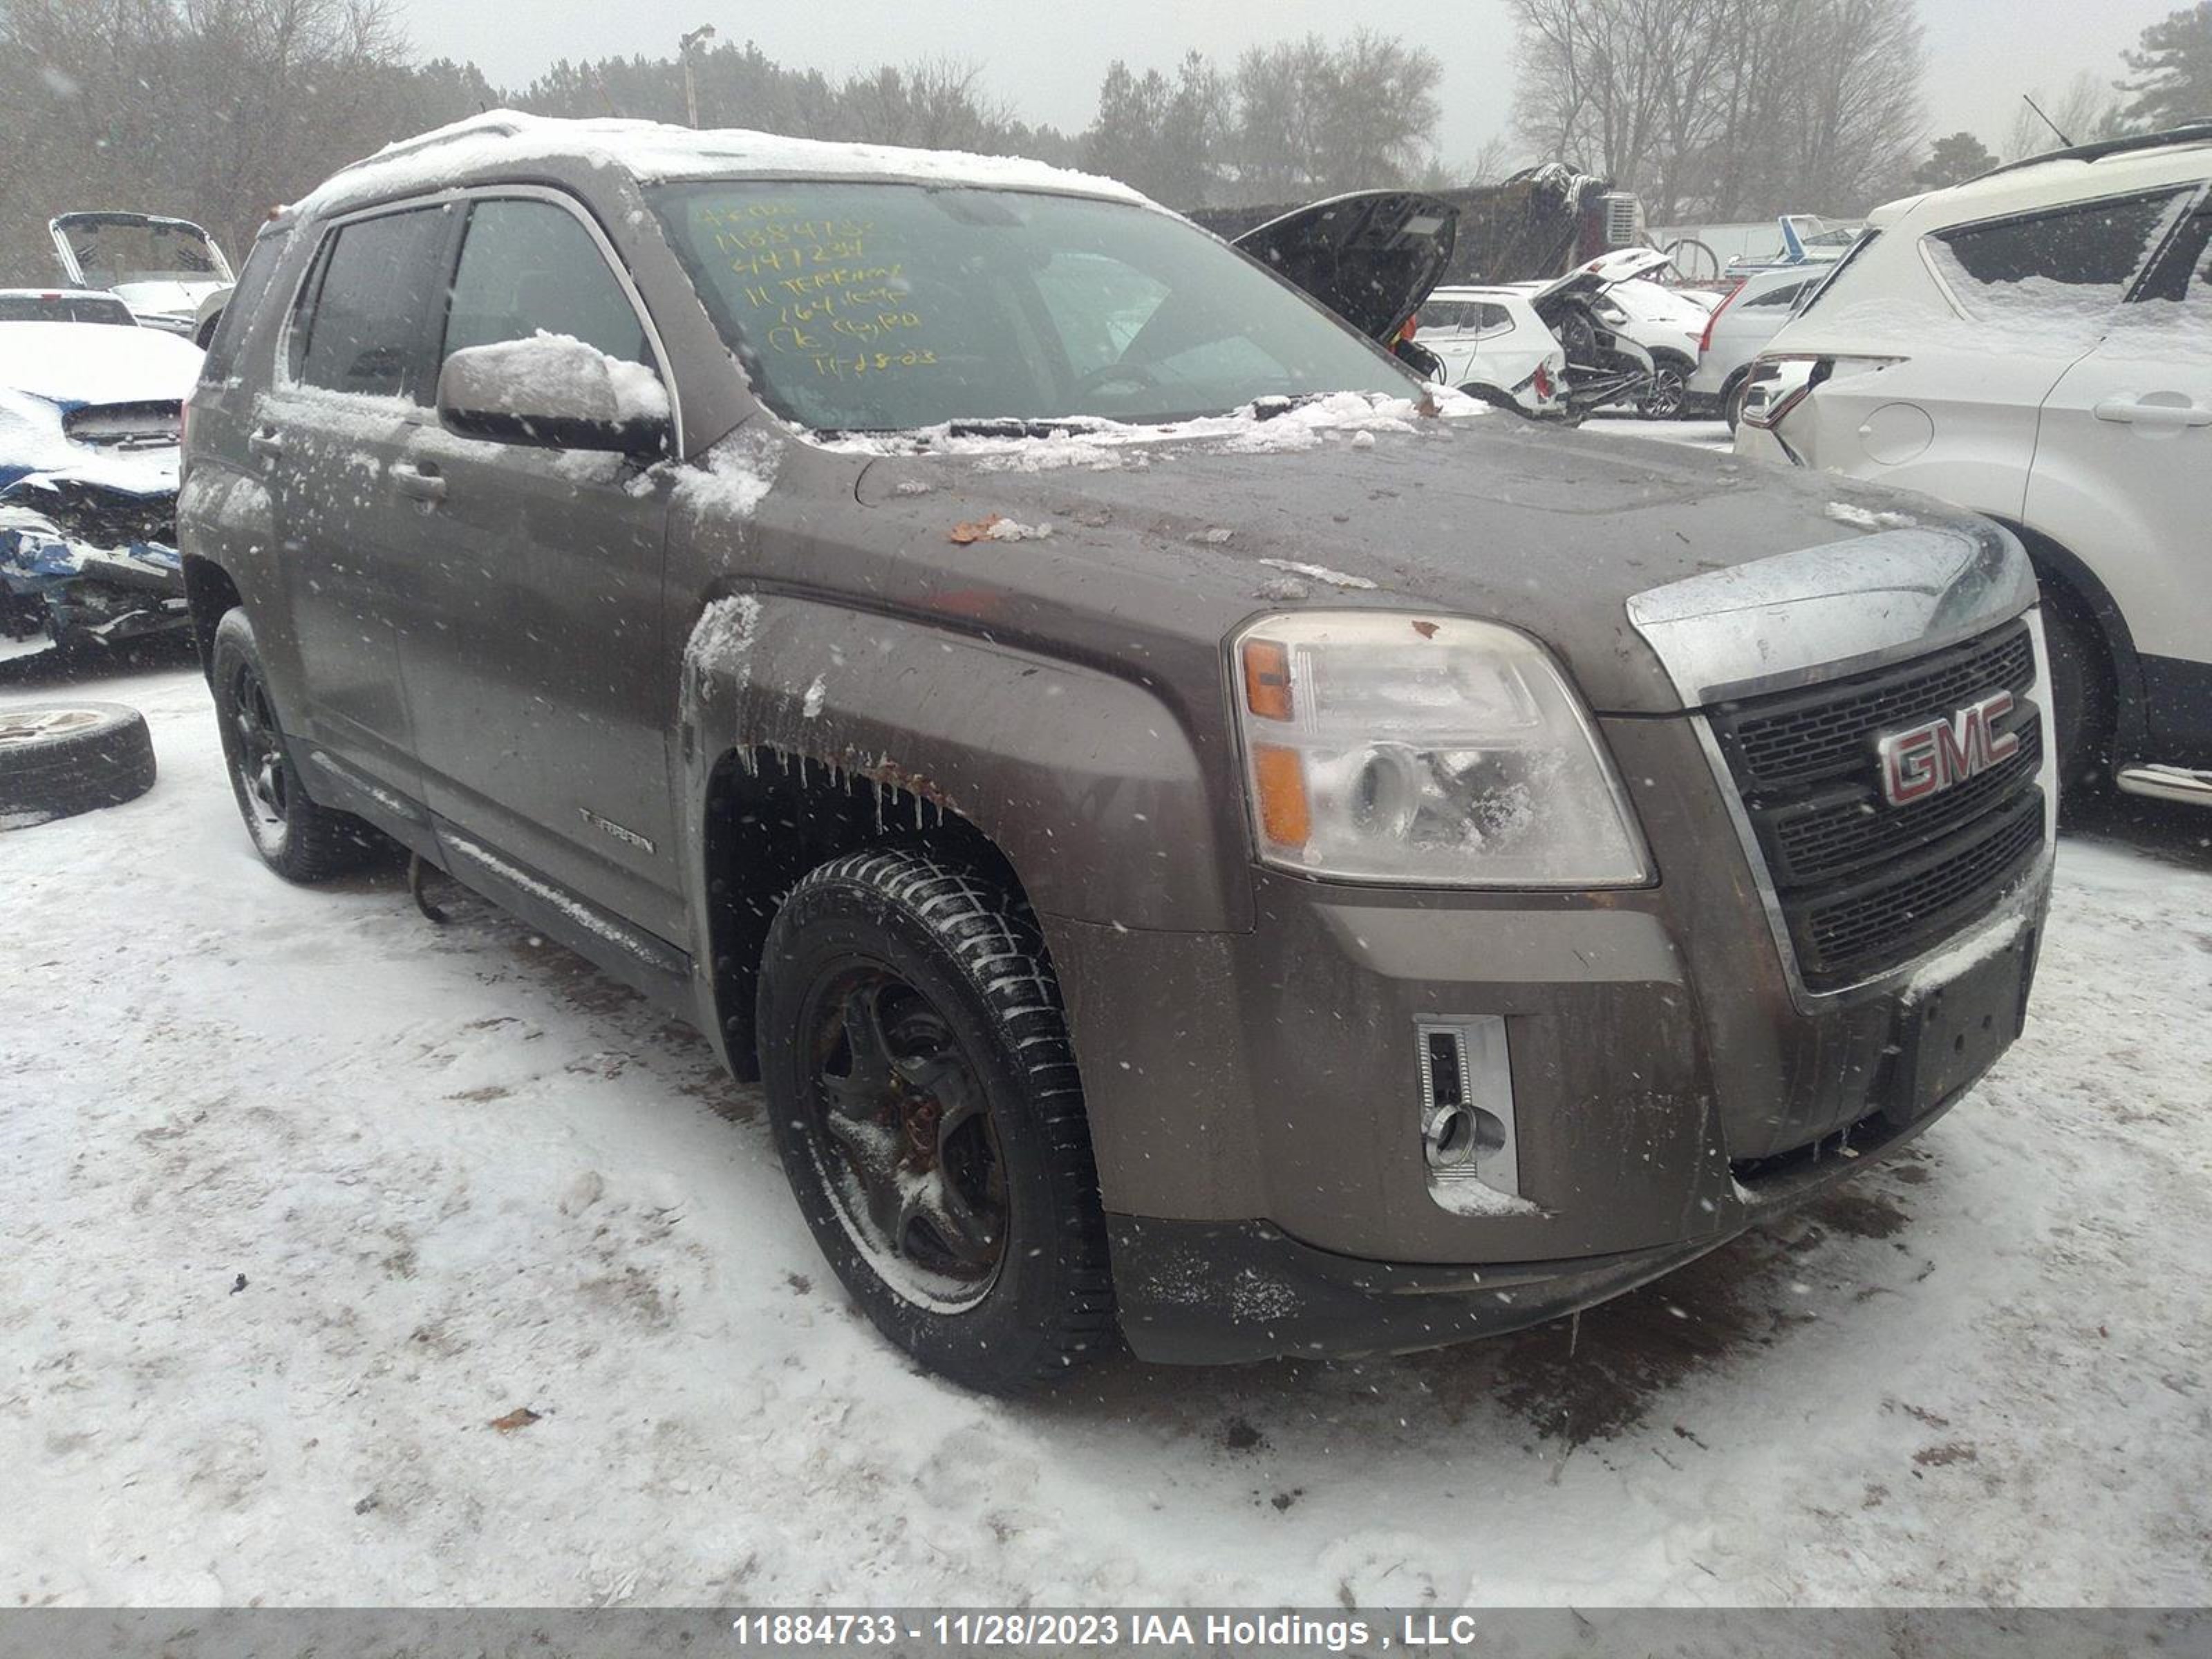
[1688,608,2057,1013]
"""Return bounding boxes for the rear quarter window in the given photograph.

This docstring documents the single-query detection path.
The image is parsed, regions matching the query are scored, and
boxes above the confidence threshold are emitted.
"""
[1926,189,2193,324]
[1741,279,1811,310]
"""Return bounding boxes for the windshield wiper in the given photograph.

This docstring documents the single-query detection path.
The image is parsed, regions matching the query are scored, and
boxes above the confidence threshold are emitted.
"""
[937,417,1114,440]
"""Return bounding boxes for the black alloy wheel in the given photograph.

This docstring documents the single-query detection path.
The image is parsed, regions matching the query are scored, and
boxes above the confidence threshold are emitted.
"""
[800,964,1009,1309]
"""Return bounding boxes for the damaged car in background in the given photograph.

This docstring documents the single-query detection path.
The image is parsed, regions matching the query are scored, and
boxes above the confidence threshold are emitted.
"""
[1231,190,1657,418]
[49,211,235,342]
[1,318,200,660]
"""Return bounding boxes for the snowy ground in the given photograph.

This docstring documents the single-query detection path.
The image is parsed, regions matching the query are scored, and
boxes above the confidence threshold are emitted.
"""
[3,645,2209,1610]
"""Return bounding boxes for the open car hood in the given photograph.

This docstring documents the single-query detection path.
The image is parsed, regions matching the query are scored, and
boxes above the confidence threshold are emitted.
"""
[49,212,233,296]
[1230,191,1459,344]
[1528,245,1676,308]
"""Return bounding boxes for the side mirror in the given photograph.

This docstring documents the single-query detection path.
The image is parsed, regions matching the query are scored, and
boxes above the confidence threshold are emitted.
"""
[437,335,670,457]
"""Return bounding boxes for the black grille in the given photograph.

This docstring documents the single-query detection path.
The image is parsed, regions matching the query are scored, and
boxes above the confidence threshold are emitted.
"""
[1712,622,2046,993]
[1728,628,2036,788]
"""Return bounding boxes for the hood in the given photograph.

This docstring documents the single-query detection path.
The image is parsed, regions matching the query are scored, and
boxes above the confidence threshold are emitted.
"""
[1528,245,1676,307]
[49,211,232,297]
[0,321,203,408]
[847,411,2007,713]
[1231,191,1458,343]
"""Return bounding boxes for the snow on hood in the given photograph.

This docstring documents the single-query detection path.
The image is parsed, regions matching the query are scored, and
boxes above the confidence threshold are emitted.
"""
[0,321,203,408]
[297,109,1152,219]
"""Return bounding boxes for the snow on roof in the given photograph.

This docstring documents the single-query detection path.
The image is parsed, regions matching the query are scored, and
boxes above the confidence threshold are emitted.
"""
[1871,129,2212,231]
[294,109,1152,218]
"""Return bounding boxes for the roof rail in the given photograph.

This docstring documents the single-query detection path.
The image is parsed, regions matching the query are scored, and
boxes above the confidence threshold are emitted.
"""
[1967,120,2212,184]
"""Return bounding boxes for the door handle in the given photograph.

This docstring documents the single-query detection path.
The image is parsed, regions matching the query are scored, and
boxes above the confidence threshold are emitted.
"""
[2092,395,2212,428]
[391,461,447,503]
[248,428,283,462]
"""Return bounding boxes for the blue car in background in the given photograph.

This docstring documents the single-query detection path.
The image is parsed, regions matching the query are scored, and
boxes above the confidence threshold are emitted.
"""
[1,299,201,661]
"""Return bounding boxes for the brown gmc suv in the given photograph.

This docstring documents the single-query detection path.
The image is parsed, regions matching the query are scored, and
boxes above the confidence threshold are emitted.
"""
[179,112,2056,1390]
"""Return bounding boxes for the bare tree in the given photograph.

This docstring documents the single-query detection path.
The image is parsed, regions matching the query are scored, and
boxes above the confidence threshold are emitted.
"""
[1225,31,1443,203]
[0,0,460,276]
[1509,0,1927,220]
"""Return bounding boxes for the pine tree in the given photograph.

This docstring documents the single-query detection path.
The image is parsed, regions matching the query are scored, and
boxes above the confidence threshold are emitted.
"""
[2118,2,2212,131]
[1911,131,1998,191]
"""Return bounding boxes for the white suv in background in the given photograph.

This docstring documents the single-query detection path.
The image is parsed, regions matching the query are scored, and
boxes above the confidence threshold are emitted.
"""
[1418,285,1569,418]
[1690,265,1828,427]
[1737,124,2212,807]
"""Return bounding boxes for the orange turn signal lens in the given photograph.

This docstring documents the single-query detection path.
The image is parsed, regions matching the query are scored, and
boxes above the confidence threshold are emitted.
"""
[1252,744,1311,848]
[1242,638,1293,721]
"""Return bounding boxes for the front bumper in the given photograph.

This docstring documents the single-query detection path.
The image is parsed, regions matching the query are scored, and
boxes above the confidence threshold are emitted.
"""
[1109,1026,1995,1365]
[1050,702,2050,1360]
[0,498,187,653]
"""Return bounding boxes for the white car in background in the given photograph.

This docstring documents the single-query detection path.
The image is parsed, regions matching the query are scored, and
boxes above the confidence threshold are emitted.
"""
[1736,122,2212,807]
[1416,285,1569,418]
[1690,265,1831,427]
[1577,252,1723,416]
[0,289,141,328]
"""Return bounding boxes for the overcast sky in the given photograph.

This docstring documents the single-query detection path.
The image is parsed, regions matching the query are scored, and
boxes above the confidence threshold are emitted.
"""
[395,0,2180,169]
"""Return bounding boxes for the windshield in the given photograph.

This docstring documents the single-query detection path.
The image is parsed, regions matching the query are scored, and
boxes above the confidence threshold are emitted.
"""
[59,218,229,289]
[650,180,1416,432]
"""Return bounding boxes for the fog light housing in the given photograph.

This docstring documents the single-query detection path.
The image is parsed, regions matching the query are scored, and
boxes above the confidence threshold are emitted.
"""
[1416,1016,1519,1206]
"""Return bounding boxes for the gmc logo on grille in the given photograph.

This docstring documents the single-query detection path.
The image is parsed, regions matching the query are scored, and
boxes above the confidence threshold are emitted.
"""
[1877,691,2019,807]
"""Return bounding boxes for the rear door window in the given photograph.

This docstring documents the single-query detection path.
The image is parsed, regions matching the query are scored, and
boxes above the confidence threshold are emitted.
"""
[1927,189,2193,324]
[290,207,451,402]
[441,198,655,368]
[200,227,293,384]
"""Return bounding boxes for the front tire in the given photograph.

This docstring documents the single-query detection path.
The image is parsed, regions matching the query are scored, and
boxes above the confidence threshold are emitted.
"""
[2038,587,2113,802]
[757,847,1114,1391]
[210,608,383,881]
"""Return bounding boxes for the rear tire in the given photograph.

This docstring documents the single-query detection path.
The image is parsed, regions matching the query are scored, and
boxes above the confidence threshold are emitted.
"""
[1722,372,1750,432]
[0,702,156,828]
[757,846,1114,1391]
[210,608,384,881]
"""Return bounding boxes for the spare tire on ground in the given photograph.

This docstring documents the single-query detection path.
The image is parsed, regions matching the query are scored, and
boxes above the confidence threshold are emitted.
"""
[0,702,157,830]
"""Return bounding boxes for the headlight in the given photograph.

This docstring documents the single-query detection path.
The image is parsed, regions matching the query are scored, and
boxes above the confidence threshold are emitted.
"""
[1233,612,1650,887]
